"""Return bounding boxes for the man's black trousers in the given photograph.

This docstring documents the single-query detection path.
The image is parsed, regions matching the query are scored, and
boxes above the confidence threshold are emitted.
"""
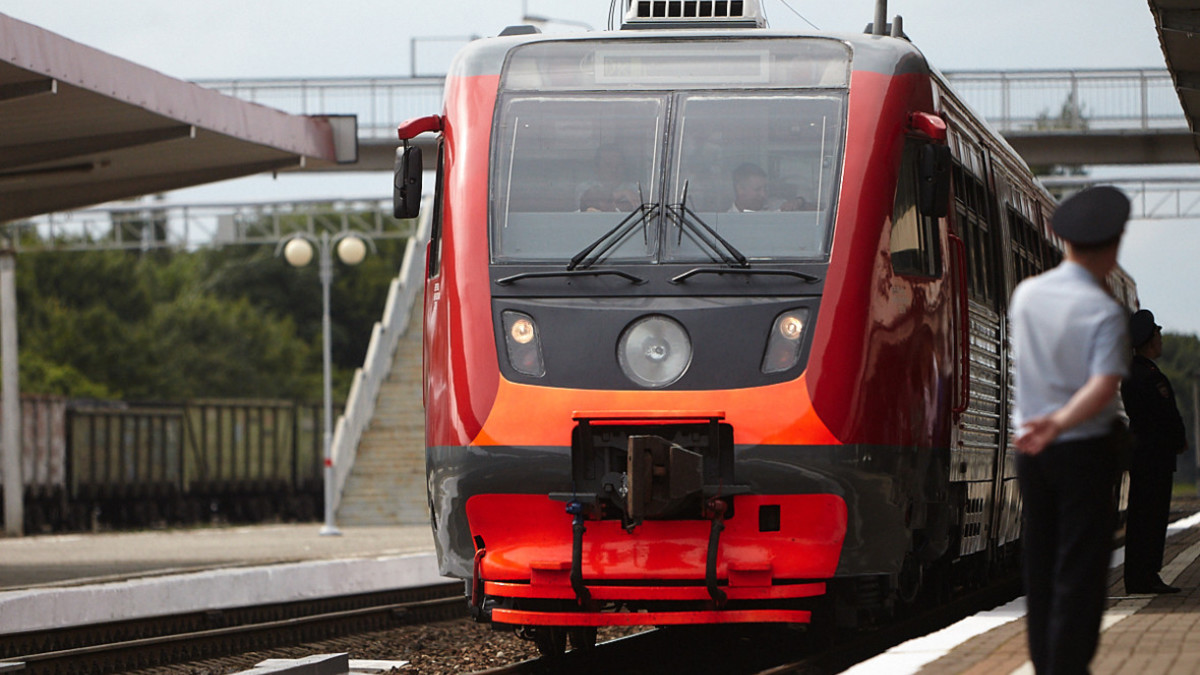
[1017,435,1118,675]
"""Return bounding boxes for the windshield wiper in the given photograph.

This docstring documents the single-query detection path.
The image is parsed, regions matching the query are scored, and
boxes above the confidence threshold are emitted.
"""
[666,182,749,268]
[567,200,659,271]
[670,268,821,284]
[496,270,647,285]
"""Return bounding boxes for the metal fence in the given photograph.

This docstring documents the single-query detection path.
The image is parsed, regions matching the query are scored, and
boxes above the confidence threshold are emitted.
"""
[66,399,326,493]
[1041,176,1200,220]
[2,397,337,531]
[11,197,416,252]
[195,77,446,140]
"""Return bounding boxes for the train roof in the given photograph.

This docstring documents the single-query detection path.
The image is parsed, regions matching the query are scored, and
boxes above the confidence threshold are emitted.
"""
[445,28,931,80]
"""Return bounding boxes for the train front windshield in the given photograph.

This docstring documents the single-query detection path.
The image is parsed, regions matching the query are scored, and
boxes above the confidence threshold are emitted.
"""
[490,38,849,264]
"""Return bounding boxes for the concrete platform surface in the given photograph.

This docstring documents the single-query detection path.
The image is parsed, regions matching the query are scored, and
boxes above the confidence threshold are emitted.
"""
[1,523,436,590]
[0,524,446,634]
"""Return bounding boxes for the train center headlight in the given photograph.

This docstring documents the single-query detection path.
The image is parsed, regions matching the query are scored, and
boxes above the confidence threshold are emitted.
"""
[618,315,691,388]
[502,311,545,377]
[762,309,809,374]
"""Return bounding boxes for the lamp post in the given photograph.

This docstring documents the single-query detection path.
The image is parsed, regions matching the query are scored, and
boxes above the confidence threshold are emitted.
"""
[278,230,373,536]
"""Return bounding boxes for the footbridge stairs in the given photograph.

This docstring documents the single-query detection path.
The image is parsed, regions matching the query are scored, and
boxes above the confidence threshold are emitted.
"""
[334,295,428,526]
[329,206,430,527]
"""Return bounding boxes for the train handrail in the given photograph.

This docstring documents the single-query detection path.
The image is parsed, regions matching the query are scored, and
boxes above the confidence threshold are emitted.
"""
[327,196,432,516]
[949,233,970,415]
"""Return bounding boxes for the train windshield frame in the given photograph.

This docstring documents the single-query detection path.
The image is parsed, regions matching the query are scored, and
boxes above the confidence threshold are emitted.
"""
[489,38,849,266]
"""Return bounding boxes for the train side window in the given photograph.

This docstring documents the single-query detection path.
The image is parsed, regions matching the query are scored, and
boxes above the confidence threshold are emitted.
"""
[1041,208,1063,270]
[952,161,995,305]
[1008,206,1045,285]
[427,140,446,279]
[890,143,942,277]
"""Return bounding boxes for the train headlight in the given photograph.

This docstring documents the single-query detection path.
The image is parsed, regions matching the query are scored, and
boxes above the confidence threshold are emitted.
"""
[510,317,535,344]
[618,315,691,388]
[761,309,809,374]
[502,310,545,377]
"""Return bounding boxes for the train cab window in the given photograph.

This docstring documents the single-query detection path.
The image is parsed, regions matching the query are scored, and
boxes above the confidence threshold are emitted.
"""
[488,37,850,266]
[890,143,942,277]
[664,93,843,262]
[490,95,665,263]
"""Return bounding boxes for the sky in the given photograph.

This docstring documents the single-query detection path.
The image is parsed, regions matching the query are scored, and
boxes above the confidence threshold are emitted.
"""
[3,0,1199,335]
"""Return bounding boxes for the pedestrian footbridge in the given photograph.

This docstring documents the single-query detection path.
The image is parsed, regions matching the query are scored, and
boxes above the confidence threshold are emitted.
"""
[197,68,1194,169]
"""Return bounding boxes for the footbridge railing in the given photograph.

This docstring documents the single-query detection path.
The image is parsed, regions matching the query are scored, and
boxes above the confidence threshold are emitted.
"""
[194,69,1187,138]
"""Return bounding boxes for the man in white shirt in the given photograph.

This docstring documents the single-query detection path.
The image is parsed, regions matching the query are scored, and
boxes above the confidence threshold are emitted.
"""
[1009,185,1131,675]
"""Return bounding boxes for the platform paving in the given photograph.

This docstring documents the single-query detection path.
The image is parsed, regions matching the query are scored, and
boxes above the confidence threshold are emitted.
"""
[852,504,1200,675]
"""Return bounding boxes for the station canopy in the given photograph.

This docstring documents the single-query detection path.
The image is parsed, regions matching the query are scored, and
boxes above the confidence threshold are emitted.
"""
[0,12,357,223]
[1150,0,1200,161]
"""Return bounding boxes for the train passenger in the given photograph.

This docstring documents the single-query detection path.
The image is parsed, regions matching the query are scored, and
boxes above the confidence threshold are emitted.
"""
[1009,186,1132,675]
[577,145,639,213]
[579,186,617,212]
[1121,308,1186,595]
[728,162,807,213]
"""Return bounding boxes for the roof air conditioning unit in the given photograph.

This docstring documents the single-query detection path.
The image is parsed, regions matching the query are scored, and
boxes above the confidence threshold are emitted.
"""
[621,0,768,29]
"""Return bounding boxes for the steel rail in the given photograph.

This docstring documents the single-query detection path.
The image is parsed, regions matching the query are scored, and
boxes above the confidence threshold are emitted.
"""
[5,584,464,675]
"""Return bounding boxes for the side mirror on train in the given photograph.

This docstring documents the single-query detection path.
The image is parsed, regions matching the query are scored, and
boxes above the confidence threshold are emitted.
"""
[393,145,423,219]
[919,144,951,219]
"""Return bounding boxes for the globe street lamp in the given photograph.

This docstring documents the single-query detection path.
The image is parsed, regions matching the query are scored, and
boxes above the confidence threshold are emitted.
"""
[277,230,374,536]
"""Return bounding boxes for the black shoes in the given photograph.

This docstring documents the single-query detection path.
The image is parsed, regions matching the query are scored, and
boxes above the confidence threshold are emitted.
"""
[1125,580,1182,594]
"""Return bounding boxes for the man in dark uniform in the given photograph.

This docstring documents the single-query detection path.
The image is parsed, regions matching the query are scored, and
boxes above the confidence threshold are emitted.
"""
[1010,186,1131,674]
[1121,309,1186,594]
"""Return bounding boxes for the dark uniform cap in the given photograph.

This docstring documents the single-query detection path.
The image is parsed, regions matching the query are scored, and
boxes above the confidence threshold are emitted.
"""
[1051,185,1130,245]
[1130,309,1161,348]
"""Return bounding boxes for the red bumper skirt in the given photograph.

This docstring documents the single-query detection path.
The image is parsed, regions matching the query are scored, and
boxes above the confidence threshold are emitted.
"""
[466,493,846,626]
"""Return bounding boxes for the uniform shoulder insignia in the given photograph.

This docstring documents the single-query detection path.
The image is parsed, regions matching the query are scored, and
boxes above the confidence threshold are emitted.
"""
[1158,382,1171,398]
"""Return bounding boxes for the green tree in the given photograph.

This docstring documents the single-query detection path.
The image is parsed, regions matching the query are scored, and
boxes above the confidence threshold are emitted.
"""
[134,293,312,400]
[10,237,408,402]
[16,250,155,397]
[1157,332,1200,485]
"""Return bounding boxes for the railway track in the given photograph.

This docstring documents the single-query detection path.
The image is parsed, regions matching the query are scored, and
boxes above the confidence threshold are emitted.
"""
[1,583,463,675]
[466,572,1023,675]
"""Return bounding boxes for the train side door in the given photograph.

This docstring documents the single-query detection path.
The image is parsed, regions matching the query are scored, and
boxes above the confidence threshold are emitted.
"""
[946,131,1007,558]
[990,173,1056,551]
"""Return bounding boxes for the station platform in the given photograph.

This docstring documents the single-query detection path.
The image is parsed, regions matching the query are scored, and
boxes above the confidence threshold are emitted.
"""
[851,502,1200,675]
[5,508,1200,674]
[0,523,447,635]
